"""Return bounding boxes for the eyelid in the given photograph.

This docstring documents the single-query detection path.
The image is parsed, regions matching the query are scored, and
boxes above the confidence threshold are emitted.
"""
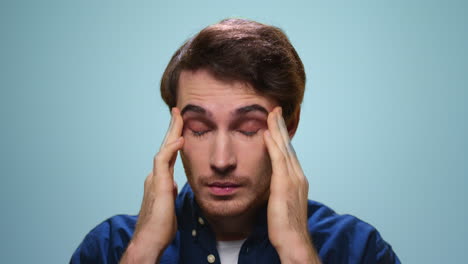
[184,117,265,138]
[191,129,210,137]
[184,117,216,127]
[182,119,211,138]
[231,118,266,129]
[238,129,260,137]
[237,119,265,130]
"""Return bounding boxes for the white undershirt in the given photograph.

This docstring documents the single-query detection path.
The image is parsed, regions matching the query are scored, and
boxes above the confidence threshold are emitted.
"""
[216,239,246,264]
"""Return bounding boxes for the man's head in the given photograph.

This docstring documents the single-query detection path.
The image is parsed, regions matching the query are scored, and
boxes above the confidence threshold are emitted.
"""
[160,18,306,219]
[161,18,305,125]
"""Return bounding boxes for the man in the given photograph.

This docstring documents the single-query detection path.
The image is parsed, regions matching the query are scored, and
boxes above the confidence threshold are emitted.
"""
[71,18,400,264]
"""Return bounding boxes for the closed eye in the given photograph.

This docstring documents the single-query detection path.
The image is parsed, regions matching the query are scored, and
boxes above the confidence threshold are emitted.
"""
[191,129,210,137]
[236,119,264,137]
[185,120,212,138]
[237,130,259,137]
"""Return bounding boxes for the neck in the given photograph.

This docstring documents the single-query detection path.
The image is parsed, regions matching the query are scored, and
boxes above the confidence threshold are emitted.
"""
[205,210,257,241]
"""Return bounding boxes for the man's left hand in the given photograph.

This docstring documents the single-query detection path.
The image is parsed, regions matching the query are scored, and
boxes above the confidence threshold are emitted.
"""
[263,107,321,264]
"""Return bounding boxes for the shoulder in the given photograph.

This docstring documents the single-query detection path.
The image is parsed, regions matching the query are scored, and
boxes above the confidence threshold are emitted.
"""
[84,214,138,246]
[306,200,400,264]
[70,214,138,264]
[306,200,375,238]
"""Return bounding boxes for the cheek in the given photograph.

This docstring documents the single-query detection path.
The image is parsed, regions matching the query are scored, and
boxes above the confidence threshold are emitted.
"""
[236,138,271,173]
[236,137,265,153]
[181,137,209,169]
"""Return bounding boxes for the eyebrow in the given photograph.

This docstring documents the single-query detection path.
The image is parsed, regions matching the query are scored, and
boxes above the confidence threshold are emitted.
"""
[181,104,208,116]
[234,104,268,116]
[181,104,268,117]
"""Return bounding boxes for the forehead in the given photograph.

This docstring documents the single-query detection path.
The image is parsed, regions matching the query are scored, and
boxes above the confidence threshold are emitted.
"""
[176,69,277,112]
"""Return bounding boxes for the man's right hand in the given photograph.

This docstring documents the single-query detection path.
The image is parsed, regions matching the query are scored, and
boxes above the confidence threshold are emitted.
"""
[120,108,184,264]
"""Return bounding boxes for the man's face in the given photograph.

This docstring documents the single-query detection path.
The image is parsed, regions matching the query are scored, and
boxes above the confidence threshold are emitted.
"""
[176,69,278,219]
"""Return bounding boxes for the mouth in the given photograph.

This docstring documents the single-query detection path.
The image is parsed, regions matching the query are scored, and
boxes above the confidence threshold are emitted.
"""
[207,182,242,196]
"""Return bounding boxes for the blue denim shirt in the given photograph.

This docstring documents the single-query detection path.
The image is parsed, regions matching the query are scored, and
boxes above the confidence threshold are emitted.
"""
[71,184,400,263]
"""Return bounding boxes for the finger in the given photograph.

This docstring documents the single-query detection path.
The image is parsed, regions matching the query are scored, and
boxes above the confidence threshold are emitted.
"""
[274,108,305,180]
[160,108,176,148]
[161,108,184,150]
[267,107,289,156]
[154,137,184,173]
[276,107,293,153]
[263,130,289,191]
[267,107,300,184]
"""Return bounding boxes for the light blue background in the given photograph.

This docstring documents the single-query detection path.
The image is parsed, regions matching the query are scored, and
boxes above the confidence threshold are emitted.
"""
[1,0,467,263]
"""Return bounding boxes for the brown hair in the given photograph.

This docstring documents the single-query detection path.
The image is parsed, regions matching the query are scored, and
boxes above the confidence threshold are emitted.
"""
[160,18,306,123]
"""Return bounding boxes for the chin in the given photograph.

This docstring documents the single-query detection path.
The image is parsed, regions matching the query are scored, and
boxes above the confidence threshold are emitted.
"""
[196,196,252,218]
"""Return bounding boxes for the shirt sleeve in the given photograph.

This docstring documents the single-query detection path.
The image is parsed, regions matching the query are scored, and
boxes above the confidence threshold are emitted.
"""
[375,230,401,264]
[70,215,135,264]
[359,222,401,264]
[307,202,401,264]
[70,232,109,264]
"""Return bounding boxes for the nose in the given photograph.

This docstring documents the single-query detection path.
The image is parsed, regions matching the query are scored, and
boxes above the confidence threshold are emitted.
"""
[210,132,236,176]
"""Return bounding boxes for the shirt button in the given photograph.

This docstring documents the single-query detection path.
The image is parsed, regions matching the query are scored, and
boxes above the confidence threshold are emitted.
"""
[198,217,205,225]
[207,254,216,263]
[192,229,197,237]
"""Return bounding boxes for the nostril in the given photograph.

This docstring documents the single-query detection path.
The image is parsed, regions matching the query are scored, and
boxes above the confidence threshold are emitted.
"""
[210,164,236,176]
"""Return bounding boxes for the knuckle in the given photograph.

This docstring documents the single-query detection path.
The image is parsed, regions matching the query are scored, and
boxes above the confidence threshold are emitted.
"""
[144,173,152,186]
[299,175,308,185]
[154,152,164,161]
[276,153,286,164]
[300,177,309,191]
[304,178,309,187]
[154,151,167,165]
[303,180,309,190]
[154,153,161,163]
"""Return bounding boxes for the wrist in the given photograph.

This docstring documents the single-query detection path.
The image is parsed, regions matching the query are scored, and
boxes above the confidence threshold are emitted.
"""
[275,233,321,264]
[120,236,166,264]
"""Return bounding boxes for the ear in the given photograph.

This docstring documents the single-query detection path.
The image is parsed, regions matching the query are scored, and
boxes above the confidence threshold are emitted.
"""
[287,107,301,139]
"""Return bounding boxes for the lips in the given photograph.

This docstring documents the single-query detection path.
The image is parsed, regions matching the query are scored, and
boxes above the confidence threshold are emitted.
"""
[207,182,241,196]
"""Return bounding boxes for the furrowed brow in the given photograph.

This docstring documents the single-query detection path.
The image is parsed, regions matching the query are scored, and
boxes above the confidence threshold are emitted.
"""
[181,104,208,116]
[234,104,269,116]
